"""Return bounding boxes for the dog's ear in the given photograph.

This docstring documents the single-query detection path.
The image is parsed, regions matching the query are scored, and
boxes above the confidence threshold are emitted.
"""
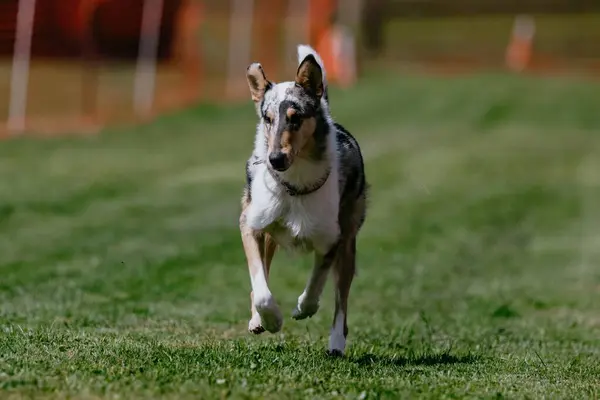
[246,63,271,103]
[295,54,323,100]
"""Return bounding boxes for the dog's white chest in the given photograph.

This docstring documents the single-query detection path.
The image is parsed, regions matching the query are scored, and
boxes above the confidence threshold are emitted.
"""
[272,198,336,252]
[246,169,340,254]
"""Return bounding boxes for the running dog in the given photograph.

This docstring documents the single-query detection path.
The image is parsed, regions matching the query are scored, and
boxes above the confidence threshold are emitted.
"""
[240,44,367,356]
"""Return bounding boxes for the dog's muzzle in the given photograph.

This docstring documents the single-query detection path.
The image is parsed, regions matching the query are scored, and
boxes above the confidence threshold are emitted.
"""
[268,152,288,171]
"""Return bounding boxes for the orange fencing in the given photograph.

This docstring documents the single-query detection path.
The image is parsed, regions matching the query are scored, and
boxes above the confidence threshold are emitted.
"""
[0,0,356,137]
[1,0,599,137]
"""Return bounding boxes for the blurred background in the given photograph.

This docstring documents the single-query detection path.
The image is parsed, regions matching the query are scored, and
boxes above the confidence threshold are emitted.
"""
[2,1,600,397]
[1,0,599,134]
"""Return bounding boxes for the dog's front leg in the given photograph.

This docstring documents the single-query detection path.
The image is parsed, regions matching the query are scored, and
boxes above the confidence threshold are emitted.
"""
[241,215,282,334]
[292,243,338,320]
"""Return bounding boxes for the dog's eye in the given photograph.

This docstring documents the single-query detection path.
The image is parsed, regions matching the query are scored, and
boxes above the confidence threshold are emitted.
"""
[263,115,272,125]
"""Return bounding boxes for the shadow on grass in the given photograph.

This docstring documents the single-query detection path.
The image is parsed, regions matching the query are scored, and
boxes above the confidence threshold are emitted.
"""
[349,352,479,368]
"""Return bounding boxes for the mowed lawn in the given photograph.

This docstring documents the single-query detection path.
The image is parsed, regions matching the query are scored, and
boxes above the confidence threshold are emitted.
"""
[1,72,600,399]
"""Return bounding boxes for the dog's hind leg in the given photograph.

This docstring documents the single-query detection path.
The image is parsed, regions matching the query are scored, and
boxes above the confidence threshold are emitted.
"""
[241,213,282,334]
[329,236,356,356]
[292,244,337,320]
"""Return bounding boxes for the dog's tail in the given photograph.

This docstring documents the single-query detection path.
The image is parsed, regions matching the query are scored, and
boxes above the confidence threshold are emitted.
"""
[297,44,329,103]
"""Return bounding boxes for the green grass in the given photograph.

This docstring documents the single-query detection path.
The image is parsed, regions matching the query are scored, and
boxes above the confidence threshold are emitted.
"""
[1,72,600,399]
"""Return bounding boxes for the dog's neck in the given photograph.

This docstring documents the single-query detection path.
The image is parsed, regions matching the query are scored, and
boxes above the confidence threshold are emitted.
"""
[268,159,331,196]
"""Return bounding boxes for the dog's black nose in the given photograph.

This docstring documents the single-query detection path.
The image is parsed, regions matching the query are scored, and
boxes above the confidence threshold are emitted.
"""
[268,152,287,171]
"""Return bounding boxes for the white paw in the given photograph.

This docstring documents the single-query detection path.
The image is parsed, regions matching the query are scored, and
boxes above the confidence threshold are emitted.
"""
[328,333,346,356]
[328,311,346,355]
[254,295,283,333]
[248,313,265,334]
[291,292,320,320]
[291,300,320,320]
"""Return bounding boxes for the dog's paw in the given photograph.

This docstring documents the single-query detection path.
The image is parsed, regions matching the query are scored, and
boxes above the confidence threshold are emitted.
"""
[327,349,345,358]
[291,300,320,320]
[254,295,283,333]
[291,292,320,320]
[328,328,346,356]
[248,314,265,334]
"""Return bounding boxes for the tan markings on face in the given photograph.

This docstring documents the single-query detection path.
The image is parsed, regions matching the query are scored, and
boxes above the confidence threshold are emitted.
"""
[280,116,317,161]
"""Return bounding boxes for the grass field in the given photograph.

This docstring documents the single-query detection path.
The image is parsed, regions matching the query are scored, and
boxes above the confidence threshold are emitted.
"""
[1,71,600,398]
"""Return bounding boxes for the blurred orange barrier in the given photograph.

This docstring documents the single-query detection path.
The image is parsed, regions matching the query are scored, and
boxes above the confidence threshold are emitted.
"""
[174,0,204,105]
[1,0,363,137]
[308,0,357,87]
[2,0,202,136]
[254,0,286,80]
[506,15,535,72]
[309,0,336,47]
[316,22,357,87]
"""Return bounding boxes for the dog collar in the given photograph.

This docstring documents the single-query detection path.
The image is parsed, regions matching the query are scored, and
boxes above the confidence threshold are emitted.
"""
[269,167,331,196]
[254,159,330,196]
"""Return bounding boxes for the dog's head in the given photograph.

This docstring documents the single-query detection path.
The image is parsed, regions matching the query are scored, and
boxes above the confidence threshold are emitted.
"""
[246,54,325,172]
